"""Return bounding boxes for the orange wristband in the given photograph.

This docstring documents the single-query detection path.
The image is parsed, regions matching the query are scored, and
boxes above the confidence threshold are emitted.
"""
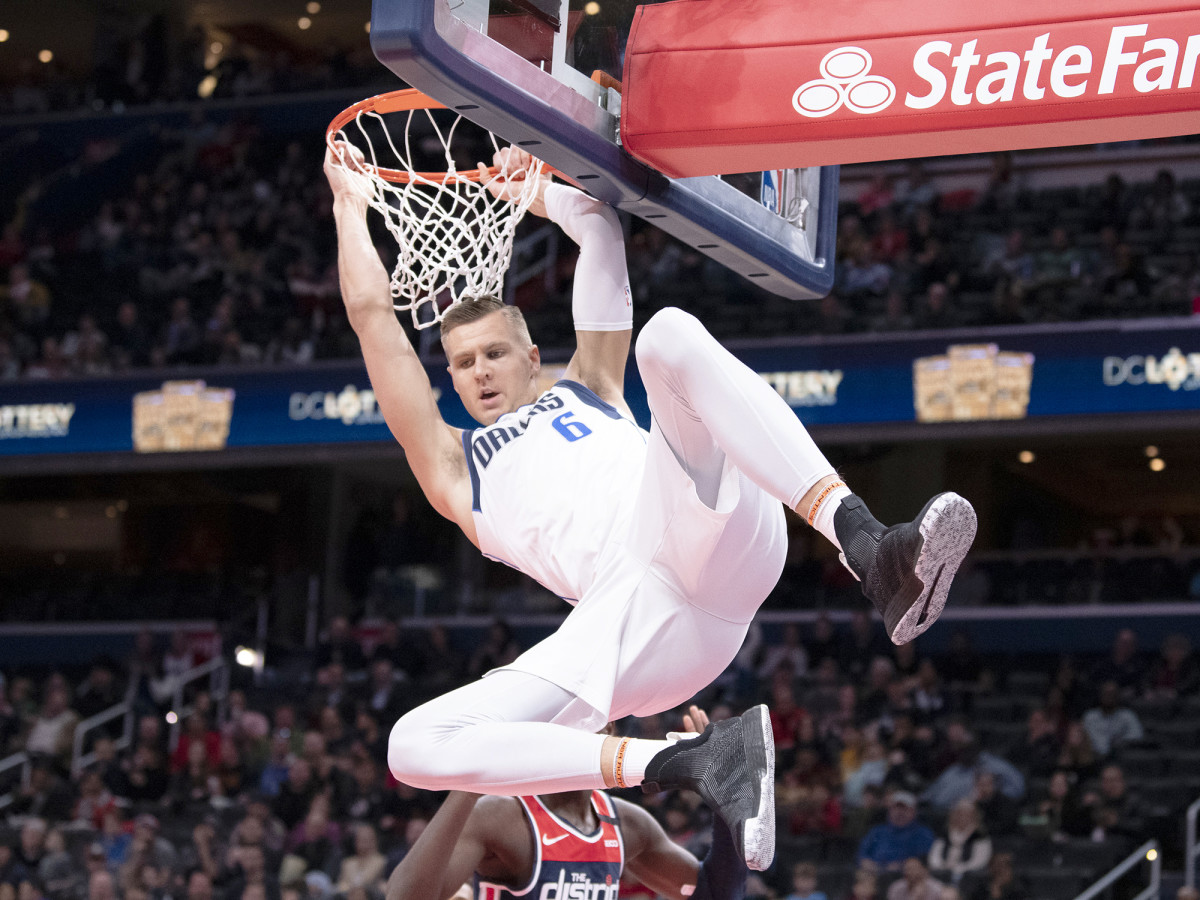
[806,480,847,526]
[613,737,632,789]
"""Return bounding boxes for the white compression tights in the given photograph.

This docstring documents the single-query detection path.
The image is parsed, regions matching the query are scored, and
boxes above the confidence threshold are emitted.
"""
[389,670,611,794]
[388,309,838,795]
[635,307,837,510]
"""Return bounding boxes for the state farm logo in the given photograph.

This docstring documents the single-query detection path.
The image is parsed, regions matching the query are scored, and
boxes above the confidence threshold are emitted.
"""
[791,24,1200,119]
[792,47,896,118]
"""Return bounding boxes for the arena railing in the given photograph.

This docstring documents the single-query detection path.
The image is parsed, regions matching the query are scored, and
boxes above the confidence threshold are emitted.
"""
[165,656,231,752]
[1071,840,1160,900]
[0,752,31,811]
[0,655,232,809]
[71,699,135,777]
[1187,795,1200,889]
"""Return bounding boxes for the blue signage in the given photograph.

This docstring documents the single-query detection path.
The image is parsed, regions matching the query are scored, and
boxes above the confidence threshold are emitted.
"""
[0,320,1197,459]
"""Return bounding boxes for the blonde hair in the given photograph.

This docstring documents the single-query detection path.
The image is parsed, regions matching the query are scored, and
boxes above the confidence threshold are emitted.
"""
[439,297,531,347]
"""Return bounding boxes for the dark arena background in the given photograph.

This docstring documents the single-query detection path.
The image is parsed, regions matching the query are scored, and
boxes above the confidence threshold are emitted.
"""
[2,2,1200,900]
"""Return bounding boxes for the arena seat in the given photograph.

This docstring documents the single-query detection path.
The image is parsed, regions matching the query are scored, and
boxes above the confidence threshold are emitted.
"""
[1059,839,1130,872]
[1162,751,1200,778]
[1114,747,1168,777]
[1024,868,1087,900]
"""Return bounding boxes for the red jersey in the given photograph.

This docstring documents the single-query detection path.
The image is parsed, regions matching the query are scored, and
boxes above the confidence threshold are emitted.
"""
[475,791,624,900]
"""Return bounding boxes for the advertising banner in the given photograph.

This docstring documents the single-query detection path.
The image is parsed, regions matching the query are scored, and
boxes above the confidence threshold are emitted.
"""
[622,0,1200,175]
[736,323,1200,427]
[0,369,434,458]
[0,321,1198,459]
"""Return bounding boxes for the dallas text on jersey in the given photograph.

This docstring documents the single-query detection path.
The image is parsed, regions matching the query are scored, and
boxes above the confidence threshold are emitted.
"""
[469,390,596,470]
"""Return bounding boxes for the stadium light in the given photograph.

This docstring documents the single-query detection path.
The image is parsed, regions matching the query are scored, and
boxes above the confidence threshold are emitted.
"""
[165,711,178,724]
[0,30,10,43]
[298,17,312,30]
[235,646,263,668]
[1018,450,1035,464]
[38,49,53,63]
[1149,458,1165,472]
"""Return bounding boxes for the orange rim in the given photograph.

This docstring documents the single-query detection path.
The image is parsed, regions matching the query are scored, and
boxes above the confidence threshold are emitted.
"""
[327,87,507,185]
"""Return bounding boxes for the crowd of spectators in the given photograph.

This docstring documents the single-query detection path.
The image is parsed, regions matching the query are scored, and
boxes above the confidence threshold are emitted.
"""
[2,617,1198,900]
[812,156,1200,338]
[601,148,1200,342]
[1,24,385,118]
[2,73,1200,382]
[0,115,352,381]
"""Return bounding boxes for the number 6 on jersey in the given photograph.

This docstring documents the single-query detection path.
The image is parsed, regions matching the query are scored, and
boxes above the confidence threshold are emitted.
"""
[553,412,593,442]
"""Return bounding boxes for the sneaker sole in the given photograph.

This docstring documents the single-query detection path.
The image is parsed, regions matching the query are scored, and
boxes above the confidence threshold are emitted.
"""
[740,704,775,871]
[888,492,977,645]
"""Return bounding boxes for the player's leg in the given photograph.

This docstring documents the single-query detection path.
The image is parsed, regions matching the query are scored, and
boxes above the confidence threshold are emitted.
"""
[621,423,788,629]
[387,670,612,793]
[591,568,779,872]
[634,307,836,513]
[387,668,775,868]
[390,669,693,797]
[634,306,976,643]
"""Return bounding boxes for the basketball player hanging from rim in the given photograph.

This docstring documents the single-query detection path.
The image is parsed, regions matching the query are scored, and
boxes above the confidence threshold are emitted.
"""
[323,141,977,872]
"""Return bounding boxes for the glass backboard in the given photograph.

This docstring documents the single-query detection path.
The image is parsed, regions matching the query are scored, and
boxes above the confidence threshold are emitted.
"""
[369,0,838,299]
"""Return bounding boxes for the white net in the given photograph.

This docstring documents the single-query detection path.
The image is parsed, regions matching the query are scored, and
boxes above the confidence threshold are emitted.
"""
[328,103,545,330]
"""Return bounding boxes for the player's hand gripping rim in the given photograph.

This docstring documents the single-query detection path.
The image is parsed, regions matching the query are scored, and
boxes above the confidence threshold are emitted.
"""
[478,146,554,218]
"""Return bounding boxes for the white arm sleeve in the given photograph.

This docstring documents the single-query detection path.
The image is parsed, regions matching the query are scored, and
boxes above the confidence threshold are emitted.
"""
[544,182,633,332]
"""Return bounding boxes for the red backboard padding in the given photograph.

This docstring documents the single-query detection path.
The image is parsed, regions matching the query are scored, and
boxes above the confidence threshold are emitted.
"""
[621,0,1200,177]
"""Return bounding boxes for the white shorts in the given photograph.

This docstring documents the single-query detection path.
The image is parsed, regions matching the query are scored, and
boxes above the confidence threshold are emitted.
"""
[490,419,787,722]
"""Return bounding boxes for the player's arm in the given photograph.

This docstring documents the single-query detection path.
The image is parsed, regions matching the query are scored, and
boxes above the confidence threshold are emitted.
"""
[616,800,747,900]
[548,181,632,412]
[324,144,472,530]
[386,792,493,900]
[484,149,632,414]
[613,798,700,899]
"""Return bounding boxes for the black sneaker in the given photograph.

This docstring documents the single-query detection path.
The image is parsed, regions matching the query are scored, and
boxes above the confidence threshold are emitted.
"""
[835,492,977,645]
[642,704,774,871]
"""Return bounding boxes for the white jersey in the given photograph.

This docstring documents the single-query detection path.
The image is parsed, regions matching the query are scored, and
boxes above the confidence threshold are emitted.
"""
[462,380,648,602]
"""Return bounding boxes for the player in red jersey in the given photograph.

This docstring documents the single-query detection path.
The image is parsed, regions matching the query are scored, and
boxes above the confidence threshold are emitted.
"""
[388,708,746,900]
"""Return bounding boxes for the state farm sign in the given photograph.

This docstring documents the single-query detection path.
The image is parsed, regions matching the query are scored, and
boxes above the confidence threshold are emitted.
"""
[622,1,1200,176]
[908,25,1194,110]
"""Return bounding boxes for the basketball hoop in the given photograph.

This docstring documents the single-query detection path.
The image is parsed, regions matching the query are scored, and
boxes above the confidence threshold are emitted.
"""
[326,89,546,330]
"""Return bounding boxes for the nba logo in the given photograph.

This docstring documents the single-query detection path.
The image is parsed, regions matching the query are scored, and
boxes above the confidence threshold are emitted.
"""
[761,170,782,214]
[761,169,808,230]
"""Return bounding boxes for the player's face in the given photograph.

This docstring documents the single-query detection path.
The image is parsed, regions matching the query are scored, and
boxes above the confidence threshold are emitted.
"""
[444,311,541,425]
